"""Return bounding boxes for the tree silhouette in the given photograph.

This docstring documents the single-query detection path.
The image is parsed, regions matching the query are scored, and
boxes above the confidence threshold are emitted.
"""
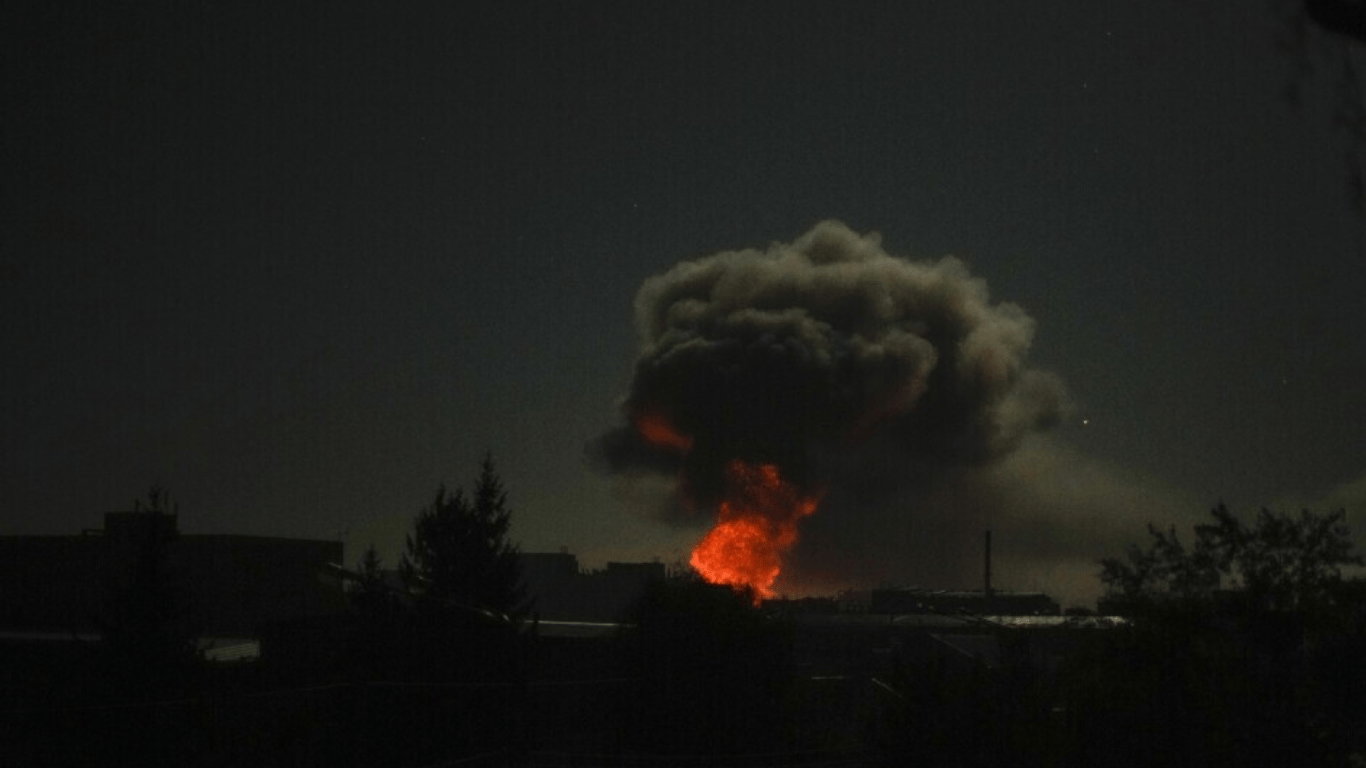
[1078,503,1366,766]
[616,574,794,755]
[99,487,199,697]
[1279,0,1366,213]
[1099,503,1361,616]
[1305,0,1366,43]
[349,544,395,615]
[379,455,531,759]
[400,453,529,619]
[342,543,403,684]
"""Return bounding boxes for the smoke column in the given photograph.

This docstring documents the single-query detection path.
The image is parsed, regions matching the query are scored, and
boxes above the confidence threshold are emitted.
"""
[592,221,1067,590]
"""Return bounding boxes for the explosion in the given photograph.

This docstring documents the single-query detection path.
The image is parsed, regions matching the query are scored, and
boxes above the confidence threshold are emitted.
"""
[590,220,1067,593]
[629,410,819,597]
[689,460,819,599]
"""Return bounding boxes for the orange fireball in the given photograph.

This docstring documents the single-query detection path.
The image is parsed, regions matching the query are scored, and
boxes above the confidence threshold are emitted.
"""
[689,460,818,600]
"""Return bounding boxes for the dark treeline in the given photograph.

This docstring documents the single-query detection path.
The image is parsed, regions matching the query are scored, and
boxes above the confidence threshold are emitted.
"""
[3,474,1365,766]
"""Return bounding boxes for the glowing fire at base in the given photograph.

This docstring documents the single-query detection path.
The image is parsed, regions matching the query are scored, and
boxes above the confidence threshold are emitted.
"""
[689,460,819,600]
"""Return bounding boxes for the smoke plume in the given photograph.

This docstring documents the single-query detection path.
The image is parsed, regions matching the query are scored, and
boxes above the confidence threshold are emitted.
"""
[592,220,1060,497]
[593,220,1067,513]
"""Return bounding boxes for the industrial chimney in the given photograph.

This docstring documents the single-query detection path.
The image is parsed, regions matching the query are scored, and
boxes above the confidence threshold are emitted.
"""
[984,530,993,598]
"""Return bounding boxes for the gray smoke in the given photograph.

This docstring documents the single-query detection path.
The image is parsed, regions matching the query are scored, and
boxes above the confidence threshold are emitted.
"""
[593,220,1068,520]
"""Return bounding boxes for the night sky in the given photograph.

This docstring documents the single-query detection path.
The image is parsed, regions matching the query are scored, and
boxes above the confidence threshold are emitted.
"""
[5,1,1365,606]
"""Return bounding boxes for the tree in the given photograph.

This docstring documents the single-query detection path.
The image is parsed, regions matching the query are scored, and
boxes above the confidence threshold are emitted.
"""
[343,543,403,684]
[99,487,200,696]
[1099,503,1361,616]
[1304,0,1366,44]
[386,456,530,755]
[1076,504,1366,766]
[616,573,795,755]
[349,544,395,615]
[1279,0,1366,213]
[400,453,529,619]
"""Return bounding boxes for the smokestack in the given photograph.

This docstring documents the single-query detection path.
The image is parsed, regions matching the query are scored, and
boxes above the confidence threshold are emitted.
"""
[984,530,992,598]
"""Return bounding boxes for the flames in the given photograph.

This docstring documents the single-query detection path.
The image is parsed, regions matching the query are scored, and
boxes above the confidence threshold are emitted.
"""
[632,411,820,600]
[689,460,819,601]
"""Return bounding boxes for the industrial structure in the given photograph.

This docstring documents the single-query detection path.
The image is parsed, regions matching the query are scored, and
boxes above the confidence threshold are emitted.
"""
[0,511,345,641]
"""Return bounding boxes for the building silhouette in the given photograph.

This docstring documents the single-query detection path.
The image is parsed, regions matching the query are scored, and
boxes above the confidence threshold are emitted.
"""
[0,511,345,641]
[868,587,1060,617]
[519,551,666,622]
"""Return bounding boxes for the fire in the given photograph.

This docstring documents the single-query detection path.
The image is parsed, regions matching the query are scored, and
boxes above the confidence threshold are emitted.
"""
[632,412,819,600]
[689,460,819,600]
[634,410,694,453]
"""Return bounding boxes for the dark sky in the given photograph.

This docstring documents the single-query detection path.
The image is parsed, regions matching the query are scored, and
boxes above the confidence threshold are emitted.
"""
[5,1,1364,606]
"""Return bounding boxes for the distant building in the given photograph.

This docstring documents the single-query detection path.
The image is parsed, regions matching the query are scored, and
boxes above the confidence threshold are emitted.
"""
[0,511,345,639]
[519,552,666,622]
[869,587,1060,617]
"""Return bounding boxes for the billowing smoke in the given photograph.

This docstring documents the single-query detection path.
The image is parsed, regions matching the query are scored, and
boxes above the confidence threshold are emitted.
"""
[591,220,1074,594]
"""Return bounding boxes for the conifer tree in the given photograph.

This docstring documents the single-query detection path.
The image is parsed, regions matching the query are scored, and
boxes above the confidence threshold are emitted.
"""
[400,454,528,618]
